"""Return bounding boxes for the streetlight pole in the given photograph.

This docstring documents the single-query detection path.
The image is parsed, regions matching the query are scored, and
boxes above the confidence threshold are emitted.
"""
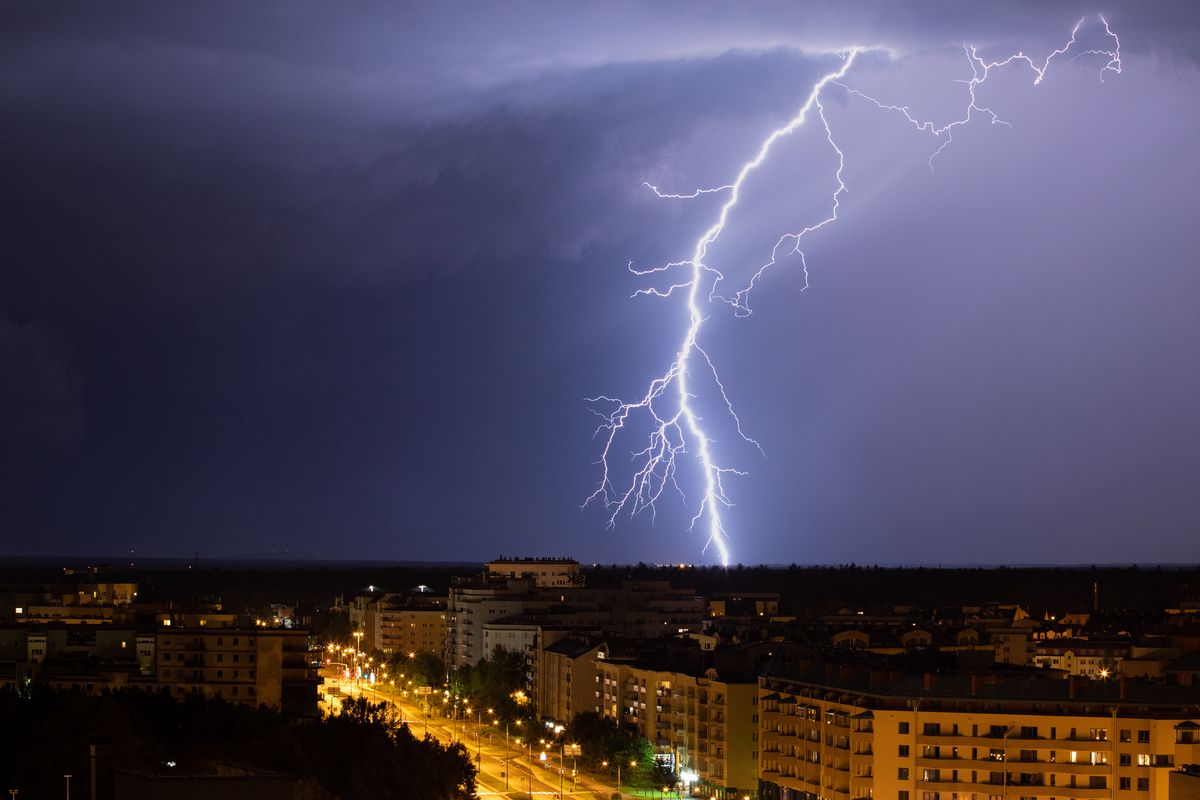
[63,775,71,800]
[1002,724,1013,799]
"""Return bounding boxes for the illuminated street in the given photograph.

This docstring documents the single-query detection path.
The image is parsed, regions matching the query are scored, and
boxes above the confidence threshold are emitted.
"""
[320,666,622,799]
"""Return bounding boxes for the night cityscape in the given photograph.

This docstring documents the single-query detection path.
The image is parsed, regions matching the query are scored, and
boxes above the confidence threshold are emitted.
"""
[3,2,1200,799]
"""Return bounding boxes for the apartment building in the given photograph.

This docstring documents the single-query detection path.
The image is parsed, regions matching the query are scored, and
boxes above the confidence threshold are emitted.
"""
[487,557,583,587]
[536,635,604,722]
[155,628,319,717]
[1032,639,1131,678]
[596,656,757,797]
[759,661,1200,800]
[709,593,780,619]
[446,578,539,668]
[348,592,446,656]
[446,572,705,669]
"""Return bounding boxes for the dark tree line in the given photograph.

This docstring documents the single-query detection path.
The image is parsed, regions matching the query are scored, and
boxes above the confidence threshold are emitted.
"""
[0,688,475,800]
[586,563,1200,617]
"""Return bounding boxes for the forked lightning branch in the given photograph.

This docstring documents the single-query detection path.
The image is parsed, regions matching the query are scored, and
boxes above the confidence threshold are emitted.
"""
[586,18,1121,566]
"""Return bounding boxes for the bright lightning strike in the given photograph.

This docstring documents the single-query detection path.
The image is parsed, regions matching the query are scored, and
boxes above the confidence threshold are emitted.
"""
[586,18,1121,566]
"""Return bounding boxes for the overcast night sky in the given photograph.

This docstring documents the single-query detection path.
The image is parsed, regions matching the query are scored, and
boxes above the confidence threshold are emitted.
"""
[2,2,1199,566]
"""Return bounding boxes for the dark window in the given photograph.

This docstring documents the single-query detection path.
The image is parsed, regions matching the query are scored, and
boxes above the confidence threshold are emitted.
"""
[899,722,910,734]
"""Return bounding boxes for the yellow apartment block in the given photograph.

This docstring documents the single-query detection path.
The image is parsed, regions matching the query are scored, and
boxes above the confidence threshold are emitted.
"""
[537,635,603,723]
[759,664,1200,800]
[597,658,757,796]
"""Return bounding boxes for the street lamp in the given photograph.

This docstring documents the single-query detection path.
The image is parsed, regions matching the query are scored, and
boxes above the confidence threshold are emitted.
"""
[603,760,627,796]
[505,718,523,791]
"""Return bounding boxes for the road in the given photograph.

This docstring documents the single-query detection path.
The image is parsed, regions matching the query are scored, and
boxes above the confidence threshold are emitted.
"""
[319,668,620,799]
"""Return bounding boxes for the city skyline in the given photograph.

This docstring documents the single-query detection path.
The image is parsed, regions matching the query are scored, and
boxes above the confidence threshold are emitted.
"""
[2,2,1199,565]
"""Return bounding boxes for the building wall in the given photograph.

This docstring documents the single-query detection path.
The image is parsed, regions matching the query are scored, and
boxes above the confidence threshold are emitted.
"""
[446,584,531,668]
[155,629,318,716]
[483,622,537,658]
[759,678,1200,800]
[536,640,600,723]
[1171,769,1200,800]
[487,558,581,587]
[596,660,756,795]
[376,606,445,656]
[992,629,1032,666]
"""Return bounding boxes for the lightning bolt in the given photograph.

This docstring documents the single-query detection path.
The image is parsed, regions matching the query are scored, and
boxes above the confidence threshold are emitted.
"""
[586,18,1120,566]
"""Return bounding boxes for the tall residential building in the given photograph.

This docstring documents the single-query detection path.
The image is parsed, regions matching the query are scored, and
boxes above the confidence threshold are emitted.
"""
[595,656,758,797]
[446,578,538,668]
[759,662,1200,800]
[536,635,604,723]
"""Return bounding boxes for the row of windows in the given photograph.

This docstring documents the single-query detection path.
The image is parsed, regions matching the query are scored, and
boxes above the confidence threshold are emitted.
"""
[160,668,255,680]
[171,685,255,697]
[896,770,1111,789]
[161,637,248,647]
[898,721,1153,742]
[161,651,255,663]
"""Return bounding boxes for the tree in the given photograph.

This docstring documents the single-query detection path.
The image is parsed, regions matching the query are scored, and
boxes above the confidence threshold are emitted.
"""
[447,645,529,723]
[564,711,654,774]
[0,687,477,800]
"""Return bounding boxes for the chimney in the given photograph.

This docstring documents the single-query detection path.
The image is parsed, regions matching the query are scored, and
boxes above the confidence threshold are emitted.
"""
[1119,677,1131,700]
[90,736,113,800]
[1093,581,1100,612]
[970,673,980,696]
[1068,675,1080,699]
[924,672,934,690]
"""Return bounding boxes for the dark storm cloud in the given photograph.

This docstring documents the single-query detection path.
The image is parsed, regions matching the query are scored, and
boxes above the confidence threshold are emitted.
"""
[3,2,1197,316]
[0,26,847,311]
[1,2,1198,562]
